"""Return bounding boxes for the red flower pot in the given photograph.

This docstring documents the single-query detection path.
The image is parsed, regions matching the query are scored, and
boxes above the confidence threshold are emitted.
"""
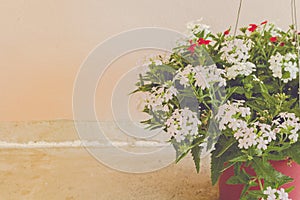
[218,160,300,200]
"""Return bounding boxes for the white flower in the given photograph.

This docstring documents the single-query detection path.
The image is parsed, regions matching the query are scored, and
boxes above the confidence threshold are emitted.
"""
[144,84,178,112]
[228,119,241,131]
[239,106,251,117]
[186,19,211,37]
[165,108,201,142]
[263,187,277,200]
[194,68,208,89]
[221,39,251,64]
[288,130,299,142]
[234,129,244,139]
[269,52,299,83]
[263,187,291,200]
[225,62,256,79]
[263,131,276,142]
[274,112,300,143]
[256,137,268,150]
[175,64,193,87]
[238,137,250,149]
[277,188,290,200]
[216,100,250,131]
[283,59,298,83]
[285,53,297,60]
[269,52,284,78]
[165,86,178,101]
[175,64,226,89]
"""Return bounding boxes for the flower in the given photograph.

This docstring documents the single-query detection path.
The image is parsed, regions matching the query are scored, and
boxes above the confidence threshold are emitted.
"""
[256,137,268,150]
[270,36,277,42]
[268,52,298,83]
[224,29,230,35]
[165,108,201,142]
[263,187,291,200]
[197,38,211,45]
[221,39,252,64]
[263,187,277,200]
[144,84,178,112]
[277,188,290,200]
[188,40,197,53]
[186,19,211,37]
[248,24,258,32]
[261,20,268,25]
[225,62,256,79]
[175,64,226,90]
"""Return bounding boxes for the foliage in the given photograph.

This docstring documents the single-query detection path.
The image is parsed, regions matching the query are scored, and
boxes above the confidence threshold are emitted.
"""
[133,20,300,199]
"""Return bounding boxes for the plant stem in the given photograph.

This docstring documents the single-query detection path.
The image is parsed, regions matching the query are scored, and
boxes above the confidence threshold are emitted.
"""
[258,177,264,191]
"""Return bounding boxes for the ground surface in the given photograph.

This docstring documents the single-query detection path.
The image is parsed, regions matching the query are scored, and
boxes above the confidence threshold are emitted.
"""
[0,120,218,200]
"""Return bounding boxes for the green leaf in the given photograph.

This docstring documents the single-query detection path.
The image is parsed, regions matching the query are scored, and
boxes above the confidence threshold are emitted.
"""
[259,82,277,105]
[245,101,264,113]
[226,169,249,184]
[228,155,249,163]
[245,190,264,199]
[215,137,235,158]
[285,185,295,193]
[252,157,293,187]
[284,142,300,164]
[223,86,245,102]
[211,135,241,185]
[191,145,202,173]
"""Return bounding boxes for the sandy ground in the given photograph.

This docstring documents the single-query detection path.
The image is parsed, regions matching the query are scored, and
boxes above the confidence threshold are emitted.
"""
[0,120,218,199]
[0,148,218,200]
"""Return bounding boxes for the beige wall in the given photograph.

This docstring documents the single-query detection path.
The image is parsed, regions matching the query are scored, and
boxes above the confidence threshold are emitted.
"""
[0,0,298,121]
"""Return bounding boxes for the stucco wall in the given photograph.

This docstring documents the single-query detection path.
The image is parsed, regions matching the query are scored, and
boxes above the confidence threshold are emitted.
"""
[0,0,298,121]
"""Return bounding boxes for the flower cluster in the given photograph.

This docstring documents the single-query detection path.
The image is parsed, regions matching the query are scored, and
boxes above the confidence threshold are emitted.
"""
[165,108,201,142]
[175,64,226,89]
[186,19,211,38]
[220,38,257,80]
[273,112,300,143]
[268,52,298,83]
[216,101,300,150]
[144,84,178,112]
[221,39,252,64]
[225,61,256,80]
[263,187,291,200]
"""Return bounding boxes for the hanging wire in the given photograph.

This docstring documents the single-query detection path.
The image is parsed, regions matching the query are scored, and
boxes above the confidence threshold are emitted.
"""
[291,0,295,26]
[234,0,243,37]
[291,0,300,106]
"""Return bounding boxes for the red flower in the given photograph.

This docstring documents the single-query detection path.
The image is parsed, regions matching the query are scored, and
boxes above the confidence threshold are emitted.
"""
[270,37,277,42]
[187,42,197,53]
[197,38,211,45]
[280,42,285,46]
[224,29,230,35]
[261,20,268,25]
[248,24,258,32]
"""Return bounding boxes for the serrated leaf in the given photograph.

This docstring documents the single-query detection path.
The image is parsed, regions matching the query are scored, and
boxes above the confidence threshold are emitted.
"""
[228,155,249,163]
[252,157,293,186]
[215,137,235,158]
[211,135,241,185]
[226,169,249,185]
[284,142,300,164]
[191,145,202,173]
